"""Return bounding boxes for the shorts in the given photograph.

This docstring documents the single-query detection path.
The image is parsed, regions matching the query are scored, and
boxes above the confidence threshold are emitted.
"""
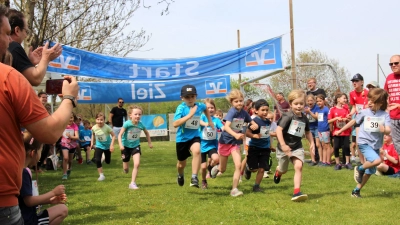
[382,166,396,176]
[351,135,356,143]
[310,128,318,138]
[247,146,271,171]
[218,143,240,157]
[121,146,141,162]
[358,144,380,175]
[201,149,218,163]
[62,147,75,154]
[81,144,90,150]
[276,147,305,173]
[36,209,49,224]
[318,131,330,143]
[176,137,200,161]
[113,127,122,137]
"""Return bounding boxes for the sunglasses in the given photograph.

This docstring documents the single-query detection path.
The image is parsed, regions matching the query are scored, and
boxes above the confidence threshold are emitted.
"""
[389,62,400,66]
[119,101,124,103]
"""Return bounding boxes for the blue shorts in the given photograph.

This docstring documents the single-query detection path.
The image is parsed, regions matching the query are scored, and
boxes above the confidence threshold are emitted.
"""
[358,144,380,175]
[310,128,318,138]
[318,131,330,143]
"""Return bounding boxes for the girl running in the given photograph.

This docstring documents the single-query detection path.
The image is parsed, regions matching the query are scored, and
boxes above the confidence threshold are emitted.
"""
[60,112,79,180]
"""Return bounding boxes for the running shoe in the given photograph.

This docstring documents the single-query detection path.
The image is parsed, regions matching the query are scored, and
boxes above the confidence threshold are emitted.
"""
[351,189,361,198]
[344,163,353,170]
[273,167,281,184]
[252,185,262,192]
[291,192,308,202]
[354,166,364,184]
[67,169,71,177]
[98,174,105,181]
[201,180,208,189]
[244,164,251,180]
[211,165,219,178]
[263,171,269,178]
[177,175,184,186]
[334,164,342,170]
[230,188,243,197]
[190,177,199,188]
[78,158,83,164]
[62,174,68,180]
[129,183,139,190]
[308,161,318,166]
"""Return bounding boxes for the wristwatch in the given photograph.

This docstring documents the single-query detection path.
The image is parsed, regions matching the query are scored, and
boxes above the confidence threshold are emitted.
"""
[63,95,76,108]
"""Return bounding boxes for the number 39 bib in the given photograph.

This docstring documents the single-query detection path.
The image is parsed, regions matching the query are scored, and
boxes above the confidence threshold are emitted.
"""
[185,116,200,129]
[202,127,217,140]
[288,120,305,137]
[363,116,384,132]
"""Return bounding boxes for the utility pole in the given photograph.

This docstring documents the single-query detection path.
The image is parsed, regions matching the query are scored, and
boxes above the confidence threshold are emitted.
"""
[289,0,296,89]
[237,30,241,85]
[377,54,379,85]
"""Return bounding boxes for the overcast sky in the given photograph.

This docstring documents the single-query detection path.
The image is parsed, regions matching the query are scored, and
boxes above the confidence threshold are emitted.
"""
[127,0,397,88]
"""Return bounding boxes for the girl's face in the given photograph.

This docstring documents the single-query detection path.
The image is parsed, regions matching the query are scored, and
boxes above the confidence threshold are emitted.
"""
[28,149,42,167]
[316,98,325,108]
[307,97,315,108]
[290,97,305,115]
[384,134,392,143]
[96,116,105,127]
[69,114,74,125]
[338,95,348,105]
[231,97,244,111]
[206,103,215,116]
[130,109,142,123]
[367,99,382,112]
[215,113,223,120]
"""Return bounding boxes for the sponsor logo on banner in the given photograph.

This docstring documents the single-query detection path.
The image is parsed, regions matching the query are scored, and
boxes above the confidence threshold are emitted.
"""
[49,51,81,71]
[205,78,228,95]
[78,87,92,100]
[245,44,276,67]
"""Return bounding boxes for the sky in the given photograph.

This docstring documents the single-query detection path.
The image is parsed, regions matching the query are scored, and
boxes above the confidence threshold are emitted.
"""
[127,0,397,88]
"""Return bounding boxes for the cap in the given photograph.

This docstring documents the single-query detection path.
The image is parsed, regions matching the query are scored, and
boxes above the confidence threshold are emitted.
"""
[366,81,379,88]
[181,85,197,97]
[351,73,364,81]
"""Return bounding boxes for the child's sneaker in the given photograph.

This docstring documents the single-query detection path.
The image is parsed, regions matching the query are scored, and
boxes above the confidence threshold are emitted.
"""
[190,177,199,188]
[230,188,243,197]
[351,189,361,198]
[217,171,223,176]
[210,165,219,178]
[67,169,71,177]
[351,156,356,164]
[244,165,251,180]
[129,183,139,190]
[344,163,353,170]
[78,158,83,164]
[86,161,92,165]
[334,164,342,170]
[291,192,308,202]
[263,171,269,178]
[177,175,184,186]
[252,185,262,192]
[62,174,68,180]
[273,167,281,184]
[201,180,208,189]
[98,174,105,181]
[354,166,364,184]
[375,170,383,176]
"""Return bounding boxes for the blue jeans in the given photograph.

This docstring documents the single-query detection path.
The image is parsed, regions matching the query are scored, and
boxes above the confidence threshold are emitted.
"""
[358,144,380,175]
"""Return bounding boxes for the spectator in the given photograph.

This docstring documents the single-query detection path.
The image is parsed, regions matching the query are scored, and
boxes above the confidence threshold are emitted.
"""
[306,78,327,97]
[366,81,379,90]
[376,134,400,176]
[273,92,290,122]
[109,98,128,138]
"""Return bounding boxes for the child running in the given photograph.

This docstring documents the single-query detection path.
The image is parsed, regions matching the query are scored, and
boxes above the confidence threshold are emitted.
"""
[79,120,93,164]
[118,105,153,189]
[273,89,315,202]
[199,99,223,189]
[328,93,352,170]
[335,88,391,198]
[173,85,214,188]
[244,99,272,192]
[314,94,331,166]
[376,134,400,176]
[91,112,116,181]
[213,89,258,197]
[60,112,79,180]
[304,94,320,166]
[19,131,68,225]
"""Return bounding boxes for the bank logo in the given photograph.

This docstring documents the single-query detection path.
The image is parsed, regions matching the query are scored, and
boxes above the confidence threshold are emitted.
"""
[49,51,81,71]
[77,87,91,100]
[205,78,228,95]
[245,44,276,67]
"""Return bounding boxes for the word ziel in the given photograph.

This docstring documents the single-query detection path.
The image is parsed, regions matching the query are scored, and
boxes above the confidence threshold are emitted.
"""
[129,62,199,79]
[131,83,166,100]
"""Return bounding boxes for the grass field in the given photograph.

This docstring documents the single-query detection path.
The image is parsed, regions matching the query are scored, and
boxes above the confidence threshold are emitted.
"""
[37,141,400,225]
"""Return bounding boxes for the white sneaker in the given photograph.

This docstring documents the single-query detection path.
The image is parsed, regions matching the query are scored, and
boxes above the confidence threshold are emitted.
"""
[98,174,105,181]
[263,171,269,178]
[129,183,139,189]
[230,188,243,197]
[351,156,356,163]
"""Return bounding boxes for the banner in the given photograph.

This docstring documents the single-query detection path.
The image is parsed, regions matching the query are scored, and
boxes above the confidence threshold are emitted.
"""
[48,37,282,81]
[77,75,230,103]
[139,114,168,137]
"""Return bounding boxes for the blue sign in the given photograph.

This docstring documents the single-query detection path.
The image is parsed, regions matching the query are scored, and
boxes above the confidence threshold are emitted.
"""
[77,75,231,104]
[48,37,282,81]
[139,114,168,137]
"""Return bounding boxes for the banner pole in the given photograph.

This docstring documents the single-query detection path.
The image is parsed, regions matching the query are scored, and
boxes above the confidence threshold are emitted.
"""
[377,54,379,85]
[237,30,241,85]
[289,0,296,89]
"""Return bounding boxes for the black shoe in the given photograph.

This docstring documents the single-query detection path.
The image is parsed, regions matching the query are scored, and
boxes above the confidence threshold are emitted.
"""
[273,171,281,184]
[244,164,251,180]
[354,166,365,184]
[351,189,362,198]
[177,175,184,186]
[190,177,199,188]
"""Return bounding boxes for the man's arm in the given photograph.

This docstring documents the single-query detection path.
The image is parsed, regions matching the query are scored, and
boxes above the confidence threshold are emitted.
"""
[109,112,114,127]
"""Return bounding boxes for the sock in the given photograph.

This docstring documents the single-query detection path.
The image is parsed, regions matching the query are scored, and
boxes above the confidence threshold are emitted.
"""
[178,173,183,177]
[353,187,360,192]
[191,174,197,179]
[254,183,259,187]
[294,188,300,194]
[359,165,365,171]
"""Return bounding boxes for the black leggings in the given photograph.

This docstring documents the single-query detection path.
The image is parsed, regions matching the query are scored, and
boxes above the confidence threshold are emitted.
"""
[38,144,51,167]
[333,136,350,160]
[95,148,111,168]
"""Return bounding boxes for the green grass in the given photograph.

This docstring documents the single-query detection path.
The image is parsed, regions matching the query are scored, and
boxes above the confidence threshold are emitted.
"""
[37,141,400,225]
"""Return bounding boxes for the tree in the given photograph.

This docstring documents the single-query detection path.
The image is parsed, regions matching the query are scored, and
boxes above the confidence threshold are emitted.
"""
[268,50,352,99]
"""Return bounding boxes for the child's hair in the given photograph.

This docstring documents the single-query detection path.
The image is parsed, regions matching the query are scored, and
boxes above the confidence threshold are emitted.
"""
[316,94,325,101]
[128,105,143,115]
[368,88,388,110]
[267,111,274,118]
[83,120,90,125]
[203,98,216,108]
[254,99,269,110]
[23,131,42,153]
[287,89,306,104]
[333,92,348,105]
[307,94,316,101]
[71,112,77,120]
[95,112,105,119]
[215,109,223,116]
[226,89,244,103]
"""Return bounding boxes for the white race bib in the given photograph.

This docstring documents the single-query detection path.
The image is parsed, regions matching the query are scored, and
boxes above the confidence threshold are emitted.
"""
[288,120,306,137]
[356,104,364,113]
[307,114,316,123]
[363,116,384,132]
[96,133,107,142]
[318,113,324,122]
[336,120,346,129]
[32,180,39,196]
[84,136,91,141]
[230,118,244,132]
[202,127,217,140]
[63,129,74,138]
[260,126,270,138]
[185,116,200,129]
[127,128,141,141]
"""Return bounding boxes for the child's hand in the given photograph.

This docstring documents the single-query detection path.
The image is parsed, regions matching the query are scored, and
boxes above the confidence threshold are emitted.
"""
[234,133,244,140]
[119,146,124,151]
[281,144,292,156]
[148,143,153,149]
[188,105,198,117]
[249,123,258,131]
[334,130,342,136]
[50,194,67,204]
[110,145,114,153]
[52,185,65,196]
[304,107,310,113]
[208,121,215,129]
[253,134,261,139]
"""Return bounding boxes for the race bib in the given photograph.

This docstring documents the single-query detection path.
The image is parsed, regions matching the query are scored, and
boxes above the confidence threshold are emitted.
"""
[202,127,217,140]
[185,116,200,129]
[336,120,346,129]
[363,116,384,132]
[63,129,74,138]
[260,126,270,138]
[288,120,306,137]
[127,128,141,141]
[318,113,324,122]
[356,104,364,113]
[307,114,316,123]
[32,180,39,196]
[96,133,107,142]
[230,118,244,132]
[84,136,91,141]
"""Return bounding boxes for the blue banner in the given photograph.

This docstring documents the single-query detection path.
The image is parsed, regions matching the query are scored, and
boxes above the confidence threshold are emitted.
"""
[77,75,230,103]
[48,37,282,81]
[139,114,168,137]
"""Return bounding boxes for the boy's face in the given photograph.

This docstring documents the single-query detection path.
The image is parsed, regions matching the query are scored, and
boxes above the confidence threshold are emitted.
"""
[290,97,305,115]
[384,134,392,143]
[84,123,91,129]
[182,94,197,107]
[215,113,223,120]
[232,97,244,110]
[256,106,269,119]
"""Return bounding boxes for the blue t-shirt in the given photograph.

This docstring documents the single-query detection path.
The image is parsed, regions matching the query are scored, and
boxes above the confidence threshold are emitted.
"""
[92,124,113,150]
[79,129,92,146]
[122,120,146,148]
[174,102,207,142]
[200,114,224,153]
[248,116,271,149]
[18,168,37,225]
[356,108,391,149]
[317,106,330,132]
[219,107,252,145]
[306,104,318,129]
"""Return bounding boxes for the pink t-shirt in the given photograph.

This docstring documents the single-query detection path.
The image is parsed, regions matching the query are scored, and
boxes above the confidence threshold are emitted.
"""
[384,73,400,119]
[61,123,79,149]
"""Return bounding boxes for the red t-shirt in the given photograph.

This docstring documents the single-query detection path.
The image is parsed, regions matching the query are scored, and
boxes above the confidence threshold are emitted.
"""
[382,143,400,173]
[384,73,400,119]
[328,106,351,136]
[349,88,369,113]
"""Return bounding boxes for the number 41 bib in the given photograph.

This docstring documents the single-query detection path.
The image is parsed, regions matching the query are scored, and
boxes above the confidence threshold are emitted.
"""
[288,120,305,137]
[364,116,384,132]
